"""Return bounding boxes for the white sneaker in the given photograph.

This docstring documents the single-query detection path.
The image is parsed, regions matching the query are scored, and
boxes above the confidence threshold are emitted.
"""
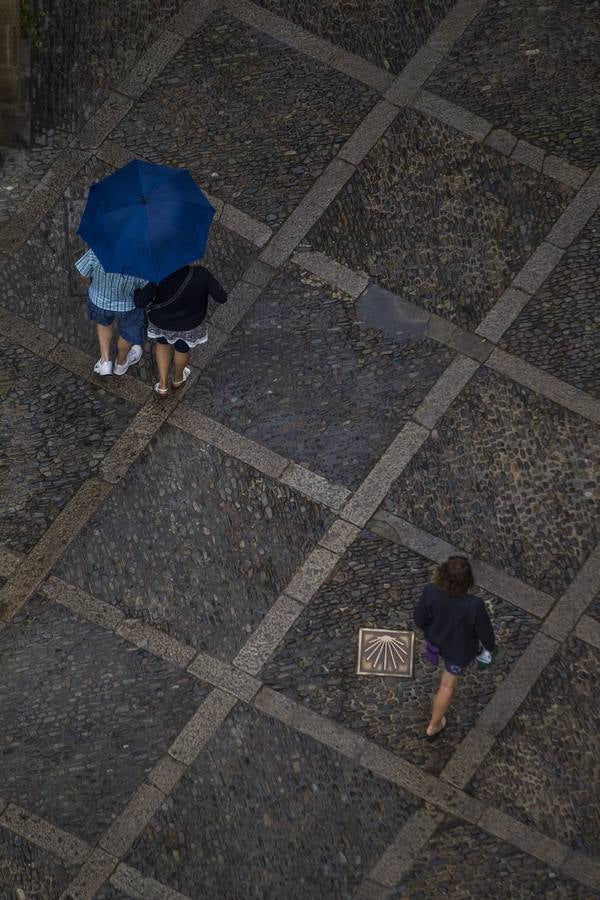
[476,649,493,665]
[94,359,113,376]
[113,345,143,376]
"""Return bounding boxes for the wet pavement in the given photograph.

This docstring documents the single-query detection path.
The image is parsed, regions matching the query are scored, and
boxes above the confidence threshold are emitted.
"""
[0,1,599,898]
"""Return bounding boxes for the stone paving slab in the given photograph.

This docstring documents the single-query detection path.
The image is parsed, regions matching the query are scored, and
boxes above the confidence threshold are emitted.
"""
[0,155,256,387]
[384,366,600,597]
[110,7,378,229]
[426,0,600,168]
[262,529,539,774]
[53,423,334,659]
[587,592,600,624]
[251,0,455,75]
[306,108,571,330]
[0,594,208,842]
[501,209,600,399]
[390,818,592,899]
[0,338,135,553]
[469,636,600,859]
[125,704,418,899]
[0,822,80,900]
[183,265,453,488]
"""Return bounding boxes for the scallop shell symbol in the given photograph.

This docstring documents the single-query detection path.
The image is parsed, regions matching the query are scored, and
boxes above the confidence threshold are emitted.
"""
[364,633,408,671]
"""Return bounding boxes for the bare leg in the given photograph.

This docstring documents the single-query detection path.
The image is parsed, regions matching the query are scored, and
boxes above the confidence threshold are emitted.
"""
[116,335,133,365]
[154,342,173,391]
[426,671,458,736]
[96,323,114,362]
[173,350,190,385]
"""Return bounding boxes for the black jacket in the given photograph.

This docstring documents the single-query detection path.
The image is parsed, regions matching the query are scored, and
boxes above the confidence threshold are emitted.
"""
[414,584,496,668]
[148,265,227,331]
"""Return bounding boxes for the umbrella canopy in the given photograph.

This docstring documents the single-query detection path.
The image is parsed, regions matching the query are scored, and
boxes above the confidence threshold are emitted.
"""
[78,159,215,283]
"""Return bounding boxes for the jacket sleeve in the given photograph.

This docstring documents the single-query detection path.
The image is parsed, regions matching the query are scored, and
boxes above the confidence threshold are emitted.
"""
[475,601,496,652]
[75,249,94,277]
[413,589,431,631]
[206,270,227,304]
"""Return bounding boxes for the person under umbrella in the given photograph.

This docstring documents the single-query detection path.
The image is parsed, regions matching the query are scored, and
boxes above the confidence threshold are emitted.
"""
[144,263,227,396]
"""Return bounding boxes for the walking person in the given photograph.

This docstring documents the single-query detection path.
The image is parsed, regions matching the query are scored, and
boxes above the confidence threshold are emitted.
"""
[414,556,496,740]
[76,248,147,376]
[145,263,227,396]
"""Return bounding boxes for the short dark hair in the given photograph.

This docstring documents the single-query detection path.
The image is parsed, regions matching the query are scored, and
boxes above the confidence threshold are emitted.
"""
[433,556,474,596]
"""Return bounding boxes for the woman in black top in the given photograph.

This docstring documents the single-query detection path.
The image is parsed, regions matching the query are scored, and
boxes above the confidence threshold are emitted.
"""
[147,264,227,396]
[414,556,496,740]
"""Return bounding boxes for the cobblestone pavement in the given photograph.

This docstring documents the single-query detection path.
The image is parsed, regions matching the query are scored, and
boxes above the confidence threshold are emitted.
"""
[0,1,599,898]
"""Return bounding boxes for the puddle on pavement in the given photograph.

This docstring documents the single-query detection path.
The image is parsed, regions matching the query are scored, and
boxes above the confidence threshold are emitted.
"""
[357,284,428,345]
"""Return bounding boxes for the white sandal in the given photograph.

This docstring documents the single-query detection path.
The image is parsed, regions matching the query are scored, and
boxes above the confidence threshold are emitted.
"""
[172,366,191,389]
[154,383,170,397]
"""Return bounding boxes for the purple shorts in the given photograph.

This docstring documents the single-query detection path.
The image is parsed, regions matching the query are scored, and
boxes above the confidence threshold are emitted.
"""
[424,641,464,675]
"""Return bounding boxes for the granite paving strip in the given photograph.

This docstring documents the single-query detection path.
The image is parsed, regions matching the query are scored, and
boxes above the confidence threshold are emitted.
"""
[412,88,492,142]
[70,93,134,151]
[384,46,444,107]
[60,848,116,900]
[0,544,23,579]
[361,807,445,889]
[0,821,81,900]
[0,804,89,865]
[487,349,600,426]
[232,594,304,675]
[542,541,600,641]
[469,635,600,859]
[118,31,187,100]
[412,356,480,429]
[168,0,222,38]
[292,251,368,297]
[100,862,192,899]
[511,241,565,295]
[368,510,554,619]
[560,854,600,893]
[167,689,238,766]
[576,616,600,652]
[475,286,531,343]
[546,166,600,249]
[338,100,400,166]
[280,464,352,511]
[0,479,112,623]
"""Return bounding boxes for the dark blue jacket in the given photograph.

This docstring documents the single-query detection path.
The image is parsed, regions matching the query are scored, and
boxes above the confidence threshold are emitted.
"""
[414,584,496,668]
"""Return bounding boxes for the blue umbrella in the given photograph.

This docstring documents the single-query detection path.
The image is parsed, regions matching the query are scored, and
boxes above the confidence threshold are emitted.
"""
[78,159,215,283]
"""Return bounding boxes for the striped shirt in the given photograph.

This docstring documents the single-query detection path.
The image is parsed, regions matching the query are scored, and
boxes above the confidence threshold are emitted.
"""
[75,249,147,312]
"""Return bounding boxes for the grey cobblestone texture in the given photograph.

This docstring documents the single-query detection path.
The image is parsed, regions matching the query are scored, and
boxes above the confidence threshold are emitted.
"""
[125,704,419,898]
[0,594,208,841]
[183,265,453,488]
[390,818,591,899]
[251,0,455,75]
[262,530,538,774]
[0,338,135,553]
[32,0,187,144]
[501,209,600,399]
[0,145,62,227]
[53,423,333,659]
[425,0,600,168]
[470,636,600,858]
[587,592,600,624]
[384,366,600,597]
[0,823,79,900]
[306,108,571,330]
[0,155,256,387]
[110,8,378,228]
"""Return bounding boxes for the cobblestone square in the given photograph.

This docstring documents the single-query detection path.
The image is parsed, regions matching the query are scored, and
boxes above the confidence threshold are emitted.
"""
[262,530,538,773]
[307,109,571,330]
[0,824,79,900]
[392,818,592,899]
[469,636,600,858]
[426,0,600,167]
[502,209,600,398]
[0,594,208,841]
[0,339,135,553]
[253,0,455,74]
[385,366,600,596]
[125,704,418,899]
[53,424,333,658]
[185,265,453,488]
[110,8,377,228]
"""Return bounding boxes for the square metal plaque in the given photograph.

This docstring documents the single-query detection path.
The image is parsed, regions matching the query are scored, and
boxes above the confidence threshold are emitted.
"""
[356,628,415,678]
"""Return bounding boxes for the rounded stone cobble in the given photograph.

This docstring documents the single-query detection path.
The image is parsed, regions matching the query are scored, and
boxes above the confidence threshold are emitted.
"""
[261,530,539,774]
[426,0,600,167]
[469,636,600,858]
[125,704,418,899]
[0,146,62,227]
[252,0,455,74]
[307,107,571,330]
[110,7,378,228]
[384,366,600,597]
[391,818,593,899]
[0,338,135,554]
[502,209,600,399]
[185,265,453,489]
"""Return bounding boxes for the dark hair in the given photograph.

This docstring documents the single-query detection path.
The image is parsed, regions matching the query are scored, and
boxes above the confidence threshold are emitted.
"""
[433,556,474,597]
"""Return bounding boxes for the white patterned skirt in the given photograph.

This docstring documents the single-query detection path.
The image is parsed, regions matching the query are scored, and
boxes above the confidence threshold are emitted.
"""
[147,322,208,348]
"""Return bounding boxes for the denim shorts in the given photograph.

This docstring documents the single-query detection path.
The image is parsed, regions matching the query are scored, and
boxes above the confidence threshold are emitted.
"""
[88,299,145,345]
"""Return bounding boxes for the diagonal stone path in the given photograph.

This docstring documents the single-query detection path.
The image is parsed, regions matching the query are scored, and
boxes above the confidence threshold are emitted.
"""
[0,0,599,897]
